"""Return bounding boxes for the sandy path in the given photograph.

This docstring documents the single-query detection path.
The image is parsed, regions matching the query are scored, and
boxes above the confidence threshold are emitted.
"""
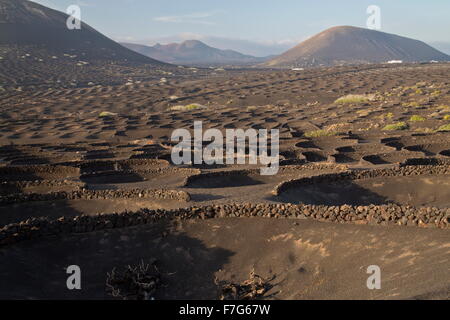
[0,218,448,299]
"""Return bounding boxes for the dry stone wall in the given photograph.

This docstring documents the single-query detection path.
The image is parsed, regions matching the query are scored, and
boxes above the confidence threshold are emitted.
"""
[1,202,447,247]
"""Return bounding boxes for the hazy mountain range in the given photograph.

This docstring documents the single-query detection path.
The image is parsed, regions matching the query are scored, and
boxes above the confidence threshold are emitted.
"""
[430,42,450,55]
[118,34,294,57]
[2,0,449,69]
[121,40,271,66]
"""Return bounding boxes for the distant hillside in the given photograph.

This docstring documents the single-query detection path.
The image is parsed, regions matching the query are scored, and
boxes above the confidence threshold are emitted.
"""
[0,0,165,64]
[430,42,450,56]
[263,26,450,68]
[122,40,269,66]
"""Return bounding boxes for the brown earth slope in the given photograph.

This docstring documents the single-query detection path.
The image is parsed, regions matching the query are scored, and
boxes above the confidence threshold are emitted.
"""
[263,26,450,68]
[0,0,180,89]
[0,0,165,63]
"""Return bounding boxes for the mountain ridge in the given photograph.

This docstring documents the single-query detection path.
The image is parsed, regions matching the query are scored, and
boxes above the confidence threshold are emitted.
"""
[0,0,166,64]
[263,26,450,68]
[121,40,270,66]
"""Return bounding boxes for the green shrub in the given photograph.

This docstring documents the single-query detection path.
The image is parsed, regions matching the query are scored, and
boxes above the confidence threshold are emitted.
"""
[437,124,450,132]
[335,94,375,104]
[431,90,441,96]
[382,122,409,131]
[409,115,426,122]
[99,111,117,117]
[169,103,206,111]
[304,130,338,138]
[403,101,420,108]
[414,127,435,133]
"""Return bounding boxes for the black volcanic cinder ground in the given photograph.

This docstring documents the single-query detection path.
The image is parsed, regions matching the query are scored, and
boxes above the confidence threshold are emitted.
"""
[263,26,450,68]
[0,0,449,301]
[1,61,449,299]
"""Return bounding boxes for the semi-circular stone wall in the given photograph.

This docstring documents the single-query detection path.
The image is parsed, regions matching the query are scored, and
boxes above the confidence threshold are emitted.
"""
[273,164,450,196]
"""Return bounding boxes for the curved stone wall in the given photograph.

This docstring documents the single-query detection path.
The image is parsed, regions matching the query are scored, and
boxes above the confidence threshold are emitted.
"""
[0,188,191,205]
[273,164,450,196]
[1,202,447,247]
[184,163,348,186]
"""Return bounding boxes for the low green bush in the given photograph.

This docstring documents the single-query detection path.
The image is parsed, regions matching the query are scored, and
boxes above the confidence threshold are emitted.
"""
[382,122,409,131]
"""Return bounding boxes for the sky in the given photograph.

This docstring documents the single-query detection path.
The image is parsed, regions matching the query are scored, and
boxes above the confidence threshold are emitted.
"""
[31,0,450,56]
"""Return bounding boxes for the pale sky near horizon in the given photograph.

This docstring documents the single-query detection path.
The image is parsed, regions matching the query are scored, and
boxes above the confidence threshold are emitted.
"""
[31,0,450,56]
